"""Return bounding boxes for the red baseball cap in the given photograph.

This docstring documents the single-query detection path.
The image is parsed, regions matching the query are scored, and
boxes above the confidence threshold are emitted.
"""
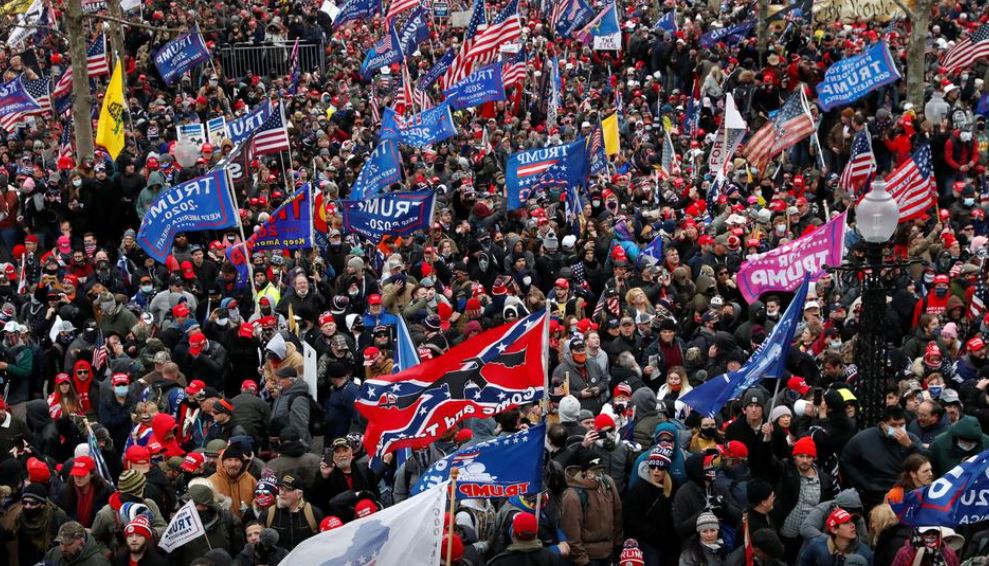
[125,445,151,465]
[70,456,95,477]
[512,512,539,540]
[969,337,986,352]
[354,499,378,518]
[180,452,205,473]
[185,379,206,397]
[241,380,258,392]
[238,322,255,339]
[111,373,129,386]
[188,332,207,356]
[172,303,191,318]
[368,294,383,305]
[724,440,749,459]
[787,376,811,396]
[363,346,380,366]
[826,508,853,532]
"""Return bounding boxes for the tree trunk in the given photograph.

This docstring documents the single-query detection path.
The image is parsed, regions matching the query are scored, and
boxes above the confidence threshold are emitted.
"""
[107,0,126,83]
[906,0,933,111]
[758,0,770,65]
[65,0,94,161]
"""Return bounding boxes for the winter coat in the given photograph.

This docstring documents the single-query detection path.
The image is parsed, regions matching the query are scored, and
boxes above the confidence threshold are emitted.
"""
[929,415,989,477]
[90,497,167,558]
[798,534,873,566]
[724,417,775,481]
[630,421,688,488]
[631,388,665,448]
[622,465,676,553]
[672,453,742,541]
[323,379,360,440]
[270,378,313,445]
[111,547,170,566]
[798,489,869,547]
[43,533,111,566]
[180,340,229,392]
[208,459,258,520]
[891,541,959,566]
[488,540,566,566]
[180,507,243,566]
[552,349,608,414]
[230,391,271,444]
[560,472,623,565]
[840,425,926,502]
[770,460,835,529]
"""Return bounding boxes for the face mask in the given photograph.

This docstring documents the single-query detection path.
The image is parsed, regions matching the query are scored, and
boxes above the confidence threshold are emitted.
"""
[700,427,717,439]
[592,199,601,208]
[935,287,949,298]
[924,274,935,284]
[614,402,627,414]
[669,382,682,391]
[297,288,308,298]
[72,179,82,187]
[775,225,786,235]
[928,386,943,398]
[830,340,842,350]
[85,243,96,254]
[23,505,43,518]
[885,424,903,438]
[601,436,617,451]
[478,258,489,271]
[57,333,73,345]
[114,385,129,397]
[962,132,973,142]
[958,438,978,451]
[572,352,587,364]
[141,284,153,293]
[767,308,779,317]
[522,275,532,286]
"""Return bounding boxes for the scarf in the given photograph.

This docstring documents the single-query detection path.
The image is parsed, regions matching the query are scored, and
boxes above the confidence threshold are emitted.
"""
[74,483,96,527]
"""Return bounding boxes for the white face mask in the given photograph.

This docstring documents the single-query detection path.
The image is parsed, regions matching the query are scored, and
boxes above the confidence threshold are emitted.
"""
[72,179,82,188]
[961,132,973,142]
[958,438,978,451]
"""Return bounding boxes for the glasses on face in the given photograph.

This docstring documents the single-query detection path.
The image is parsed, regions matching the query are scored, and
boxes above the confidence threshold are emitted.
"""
[621,322,634,327]
[77,370,89,375]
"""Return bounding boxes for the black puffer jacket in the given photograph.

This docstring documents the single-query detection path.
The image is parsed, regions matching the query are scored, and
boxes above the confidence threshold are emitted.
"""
[671,453,742,540]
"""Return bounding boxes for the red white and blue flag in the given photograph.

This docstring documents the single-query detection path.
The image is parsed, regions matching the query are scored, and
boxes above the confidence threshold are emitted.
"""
[886,143,936,222]
[251,102,291,155]
[0,77,50,132]
[357,310,549,458]
[839,127,876,197]
[287,38,301,95]
[87,33,110,77]
[443,0,487,86]
[502,47,527,89]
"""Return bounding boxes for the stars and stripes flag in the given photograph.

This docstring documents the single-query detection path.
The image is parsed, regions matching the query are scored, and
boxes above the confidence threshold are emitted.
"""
[385,0,419,21]
[0,77,50,132]
[442,0,487,86]
[413,87,432,110]
[941,23,989,74]
[87,33,110,77]
[370,84,381,125]
[356,309,549,457]
[87,426,115,488]
[502,47,527,89]
[742,89,816,168]
[615,85,623,116]
[397,60,415,114]
[968,265,987,320]
[464,0,521,64]
[52,66,73,99]
[58,125,74,166]
[251,102,291,155]
[287,38,301,95]
[839,127,876,197]
[659,128,680,180]
[92,328,108,370]
[886,144,936,222]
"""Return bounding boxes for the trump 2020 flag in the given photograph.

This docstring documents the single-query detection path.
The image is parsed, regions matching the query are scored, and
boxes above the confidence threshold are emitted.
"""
[357,310,548,457]
[137,169,238,263]
[399,6,431,57]
[816,41,901,111]
[159,500,205,553]
[413,423,546,496]
[350,139,402,201]
[0,77,41,121]
[153,27,211,85]
[700,19,756,49]
[506,137,589,210]
[283,481,447,564]
[443,63,505,110]
[680,276,810,416]
[226,102,271,145]
[340,190,436,242]
[333,0,380,28]
[891,448,989,526]
[554,0,594,38]
[655,10,677,33]
[247,184,313,251]
[380,103,457,148]
[361,25,404,79]
[420,48,455,90]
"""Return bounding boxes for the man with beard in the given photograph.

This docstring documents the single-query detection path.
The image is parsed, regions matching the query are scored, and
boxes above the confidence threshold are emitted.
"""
[12,484,69,564]
[313,437,379,516]
[208,443,257,520]
[113,515,167,566]
[44,521,109,566]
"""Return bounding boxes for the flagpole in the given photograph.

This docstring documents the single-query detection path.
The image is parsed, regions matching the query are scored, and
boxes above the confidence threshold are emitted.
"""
[445,468,459,566]
[279,102,297,197]
[222,166,259,313]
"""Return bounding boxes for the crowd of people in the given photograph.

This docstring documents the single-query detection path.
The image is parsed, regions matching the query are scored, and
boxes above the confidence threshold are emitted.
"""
[2,0,989,565]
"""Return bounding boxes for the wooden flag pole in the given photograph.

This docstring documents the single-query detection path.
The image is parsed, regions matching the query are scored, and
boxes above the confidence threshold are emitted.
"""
[445,468,459,566]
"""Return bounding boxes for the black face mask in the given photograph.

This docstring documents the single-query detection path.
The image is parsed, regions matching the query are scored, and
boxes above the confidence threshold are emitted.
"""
[700,427,717,439]
[22,505,43,518]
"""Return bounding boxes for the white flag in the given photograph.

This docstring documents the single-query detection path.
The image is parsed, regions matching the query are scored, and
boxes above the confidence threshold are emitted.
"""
[282,481,448,564]
[159,499,205,553]
[7,0,43,50]
[708,94,748,175]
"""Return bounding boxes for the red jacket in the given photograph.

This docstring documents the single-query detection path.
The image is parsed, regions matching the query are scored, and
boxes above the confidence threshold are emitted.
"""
[945,133,978,171]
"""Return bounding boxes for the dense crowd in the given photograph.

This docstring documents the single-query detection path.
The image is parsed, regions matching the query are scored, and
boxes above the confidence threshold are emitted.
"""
[4,0,989,565]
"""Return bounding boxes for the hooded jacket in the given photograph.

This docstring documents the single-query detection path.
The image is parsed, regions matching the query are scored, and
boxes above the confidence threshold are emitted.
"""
[560,470,623,565]
[72,359,98,415]
[798,489,868,545]
[630,421,687,488]
[270,378,313,446]
[208,450,258,520]
[929,415,989,476]
[840,425,925,500]
[149,413,184,458]
[671,453,742,540]
[631,387,664,448]
[43,532,110,566]
[622,459,675,552]
[551,348,608,414]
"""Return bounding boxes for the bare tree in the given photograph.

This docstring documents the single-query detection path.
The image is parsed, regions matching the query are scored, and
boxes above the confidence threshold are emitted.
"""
[65,0,94,160]
[891,0,934,111]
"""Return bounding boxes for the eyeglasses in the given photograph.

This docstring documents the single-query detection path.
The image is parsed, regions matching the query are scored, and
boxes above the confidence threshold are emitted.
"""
[77,371,89,375]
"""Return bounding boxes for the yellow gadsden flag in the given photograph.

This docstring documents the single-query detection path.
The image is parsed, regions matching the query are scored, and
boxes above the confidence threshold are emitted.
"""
[96,60,126,160]
[602,113,620,156]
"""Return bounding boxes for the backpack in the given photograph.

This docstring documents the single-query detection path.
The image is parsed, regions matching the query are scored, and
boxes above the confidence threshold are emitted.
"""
[280,391,325,437]
[265,501,317,533]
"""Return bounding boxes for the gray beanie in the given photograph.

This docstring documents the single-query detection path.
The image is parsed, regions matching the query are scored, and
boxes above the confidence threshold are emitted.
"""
[558,395,581,423]
[696,512,719,533]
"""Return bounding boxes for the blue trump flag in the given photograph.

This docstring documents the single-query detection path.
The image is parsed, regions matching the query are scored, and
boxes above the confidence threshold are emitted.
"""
[361,26,404,79]
[442,63,505,110]
[334,0,380,28]
[399,6,431,57]
[153,28,211,85]
[506,137,589,210]
[555,0,594,38]
[0,77,41,118]
[680,276,810,416]
[419,48,455,90]
[248,184,313,250]
[226,103,272,145]
[380,103,457,147]
[138,169,238,263]
[816,41,902,111]
[700,19,755,49]
[891,448,989,526]
[392,315,421,468]
[350,139,402,201]
[341,191,437,242]
[413,423,545,496]
[655,10,677,33]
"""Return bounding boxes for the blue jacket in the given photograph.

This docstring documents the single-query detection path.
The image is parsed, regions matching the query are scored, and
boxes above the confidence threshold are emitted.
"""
[628,421,687,488]
[363,311,399,329]
[323,381,360,440]
[799,534,873,566]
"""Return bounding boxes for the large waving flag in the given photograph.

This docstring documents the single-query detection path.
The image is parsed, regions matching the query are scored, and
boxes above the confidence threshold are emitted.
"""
[742,89,815,168]
[283,481,448,564]
[443,0,487,85]
[576,2,621,50]
[385,0,419,21]
[708,93,747,176]
[839,127,876,197]
[349,139,402,201]
[941,23,989,74]
[419,48,455,90]
[247,184,314,251]
[658,129,680,180]
[506,137,589,209]
[655,9,677,33]
[153,26,211,85]
[413,423,545,496]
[680,277,809,416]
[95,60,126,160]
[502,47,527,88]
[87,33,110,77]
[357,310,548,457]
[251,102,291,155]
[700,19,756,49]
[380,103,457,147]
[334,0,381,28]
[887,143,935,222]
[891,447,989,526]
[361,25,404,79]
[553,0,594,38]
[0,77,50,132]
[587,123,608,175]
[398,5,431,56]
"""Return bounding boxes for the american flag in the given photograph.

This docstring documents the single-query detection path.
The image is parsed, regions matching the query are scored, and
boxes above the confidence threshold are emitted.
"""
[252,102,291,155]
[742,89,816,168]
[443,0,487,86]
[588,123,607,175]
[886,144,936,222]
[287,38,300,95]
[400,60,415,114]
[942,23,989,74]
[463,0,521,69]
[502,47,527,89]
[385,0,419,20]
[549,0,566,28]
[87,33,110,77]
[59,125,74,166]
[659,129,680,179]
[370,84,380,125]
[0,77,51,132]
[52,67,73,99]
[839,127,876,197]
[87,427,115,488]
[92,328,108,370]
[615,84,623,115]
[413,87,432,110]
[969,265,987,320]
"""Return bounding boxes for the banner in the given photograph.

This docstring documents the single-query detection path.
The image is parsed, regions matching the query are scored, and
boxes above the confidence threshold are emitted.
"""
[248,184,313,250]
[737,212,848,304]
[350,139,402,201]
[380,103,457,148]
[419,48,455,90]
[303,342,318,402]
[226,103,271,145]
[442,63,505,110]
[602,113,620,156]
[892,448,989,526]
[555,0,594,38]
[399,6,431,56]
[0,77,41,118]
[810,0,910,22]
[360,26,404,79]
[506,137,589,209]
[6,0,42,50]
[340,191,436,242]
[137,170,238,263]
[700,19,755,49]
[159,500,205,553]
[177,122,206,148]
[681,277,809,416]
[95,61,125,160]
[413,423,545,496]
[282,482,446,564]
[708,94,747,174]
[153,30,211,85]
[206,117,227,145]
[333,0,379,28]
[816,41,901,111]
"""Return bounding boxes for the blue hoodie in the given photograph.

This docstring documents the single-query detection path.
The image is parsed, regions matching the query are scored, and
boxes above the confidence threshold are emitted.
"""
[629,421,687,488]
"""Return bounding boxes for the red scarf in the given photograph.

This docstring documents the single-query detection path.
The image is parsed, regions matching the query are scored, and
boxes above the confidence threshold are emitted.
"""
[75,482,96,527]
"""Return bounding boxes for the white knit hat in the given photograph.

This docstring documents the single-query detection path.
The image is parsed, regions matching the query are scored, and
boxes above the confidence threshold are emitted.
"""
[770,405,792,423]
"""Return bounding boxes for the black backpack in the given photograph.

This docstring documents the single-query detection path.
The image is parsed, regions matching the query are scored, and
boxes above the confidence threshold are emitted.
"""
[277,391,325,437]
